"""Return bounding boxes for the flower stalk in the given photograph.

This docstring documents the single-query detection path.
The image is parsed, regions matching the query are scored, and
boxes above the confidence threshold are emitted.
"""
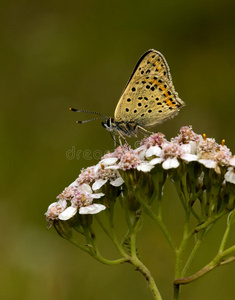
[46,126,235,300]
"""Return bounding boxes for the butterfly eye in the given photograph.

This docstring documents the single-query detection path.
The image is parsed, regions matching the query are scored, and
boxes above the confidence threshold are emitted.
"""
[102,119,109,128]
[102,118,114,129]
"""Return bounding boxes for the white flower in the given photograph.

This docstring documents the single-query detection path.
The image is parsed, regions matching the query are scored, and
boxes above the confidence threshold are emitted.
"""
[162,157,180,169]
[229,156,235,167]
[92,160,124,190]
[181,153,198,162]
[92,175,124,189]
[178,143,198,163]
[137,162,154,172]
[198,159,217,169]
[181,141,198,155]
[149,157,163,165]
[110,177,124,186]
[92,179,108,191]
[55,183,105,220]
[134,145,147,160]
[102,157,119,166]
[94,158,119,173]
[78,183,104,198]
[79,204,106,214]
[59,206,77,220]
[45,200,67,221]
[225,167,235,184]
[145,145,162,158]
[105,165,120,170]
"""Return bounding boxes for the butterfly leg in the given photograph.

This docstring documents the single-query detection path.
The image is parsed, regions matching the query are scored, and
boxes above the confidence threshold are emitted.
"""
[137,125,155,135]
[113,135,119,148]
[108,132,122,148]
[117,132,130,148]
[138,129,149,137]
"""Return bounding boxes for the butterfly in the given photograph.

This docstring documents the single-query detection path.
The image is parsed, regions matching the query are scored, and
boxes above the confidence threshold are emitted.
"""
[70,49,185,143]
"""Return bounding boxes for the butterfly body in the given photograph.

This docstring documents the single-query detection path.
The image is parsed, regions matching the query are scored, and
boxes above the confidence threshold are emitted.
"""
[70,49,185,142]
[102,118,138,137]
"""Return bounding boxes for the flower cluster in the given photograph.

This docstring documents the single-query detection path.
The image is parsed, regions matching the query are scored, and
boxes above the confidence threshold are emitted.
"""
[45,183,105,221]
[45,126,235,223]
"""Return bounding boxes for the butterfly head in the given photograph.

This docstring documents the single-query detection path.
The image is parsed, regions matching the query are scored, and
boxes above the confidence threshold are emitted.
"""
[102,118,119,134]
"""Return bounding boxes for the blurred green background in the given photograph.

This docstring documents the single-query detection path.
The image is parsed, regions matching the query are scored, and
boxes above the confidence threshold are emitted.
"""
[1,0,235,299]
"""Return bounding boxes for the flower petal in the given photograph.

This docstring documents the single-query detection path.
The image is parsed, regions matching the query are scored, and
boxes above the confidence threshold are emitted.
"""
[69,179,79,187]
[230,156,235,167]
[79,204,106,214]
[110,177,124,187]
[91,192,105,199]
[181,154,198,162]
[149,157,163,165]
[162,157,180,169]
[45,200,68,220]
[146,145,161,158]
[59,206,77,220]
[134,145,147,160]
[198,159,217,169]
[225,167,235,184]
[79,183,93,194]
[92,179,107,190]
[105,165,120,170]
[137,163,154,172]
[93,163,100,174]
[101,157,118,166]
[180,143,192,153]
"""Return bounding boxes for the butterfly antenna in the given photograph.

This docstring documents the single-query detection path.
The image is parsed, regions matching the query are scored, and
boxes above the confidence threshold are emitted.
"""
[69,107,108,119]
[76,117,106,124]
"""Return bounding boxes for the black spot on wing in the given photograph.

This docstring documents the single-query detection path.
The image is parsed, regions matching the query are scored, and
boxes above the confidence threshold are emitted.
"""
[120,50,156,96]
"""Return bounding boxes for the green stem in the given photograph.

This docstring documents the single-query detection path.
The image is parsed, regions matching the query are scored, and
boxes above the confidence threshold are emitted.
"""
[82,226,96,252]
[173,284,180,300]
[174,245,235,285]
[194,210,227,233]
[68,230,129,266]
[122,191,134,230]
[94,254,129,265]
[129,212,142,256]
[109,217,131,258]
[209,184,221,216]
[188,190,203,222]
[151,172,164,217]
[130,222,138,260]
[181,231,204,277]
[95,214,113,240]
[96,212,134,259]
[181,172,190,205]
[227,192,235,210]
[174,212,190,277]
[135,191,176,251]
[97,199,130,258]
[199,192,206,221]
[110,229,130,258]
[174,179,187,212]
[126,193,162,300]
[67,237,91,253]
[129,256,163,300]
[173,210,190,300]
[219,211,234,252]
